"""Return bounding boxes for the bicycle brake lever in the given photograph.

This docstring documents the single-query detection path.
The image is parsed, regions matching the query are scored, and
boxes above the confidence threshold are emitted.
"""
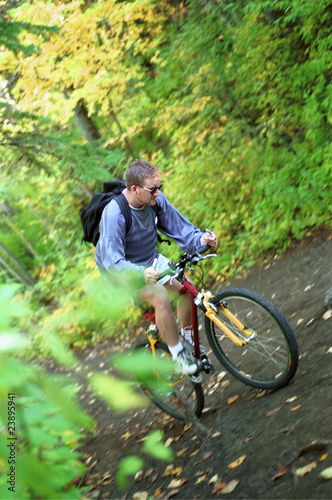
[202,253,217,259]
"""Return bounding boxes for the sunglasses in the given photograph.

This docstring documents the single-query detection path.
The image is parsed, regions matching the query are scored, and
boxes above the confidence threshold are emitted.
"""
[138,183,163,195]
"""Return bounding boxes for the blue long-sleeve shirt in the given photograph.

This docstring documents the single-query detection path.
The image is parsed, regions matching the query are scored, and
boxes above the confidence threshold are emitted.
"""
[95,192,203,277]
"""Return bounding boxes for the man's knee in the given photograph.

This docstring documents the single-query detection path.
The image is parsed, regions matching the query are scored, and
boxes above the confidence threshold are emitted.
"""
[139,283,171,309]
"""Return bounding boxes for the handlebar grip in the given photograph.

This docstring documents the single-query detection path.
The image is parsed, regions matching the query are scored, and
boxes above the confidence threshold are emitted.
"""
[158,268,173,280]
[196,244,211,255]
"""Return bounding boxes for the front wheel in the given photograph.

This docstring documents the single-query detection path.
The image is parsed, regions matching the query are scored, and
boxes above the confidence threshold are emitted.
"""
[205,288,299,390]
[134,340,204,420]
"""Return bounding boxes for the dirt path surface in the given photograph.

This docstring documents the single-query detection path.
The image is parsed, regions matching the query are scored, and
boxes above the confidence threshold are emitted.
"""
[64,236,331,499]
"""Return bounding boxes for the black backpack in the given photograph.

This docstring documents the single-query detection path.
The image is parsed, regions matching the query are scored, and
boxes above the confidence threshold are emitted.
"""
[80,180,167,246]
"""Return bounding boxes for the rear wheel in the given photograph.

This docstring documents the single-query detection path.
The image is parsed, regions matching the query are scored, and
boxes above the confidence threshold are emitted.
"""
[134,340,204,420]
[205,288,299,390]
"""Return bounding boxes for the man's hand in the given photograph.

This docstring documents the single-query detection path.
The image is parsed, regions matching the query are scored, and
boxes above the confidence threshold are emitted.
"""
[144,266,159,285]
[144,257,159,285]
[200,230,218,248]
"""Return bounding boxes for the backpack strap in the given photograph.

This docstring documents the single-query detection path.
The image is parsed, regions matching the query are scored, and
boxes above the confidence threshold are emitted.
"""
[114,193,132,234]
[151,201,171,246]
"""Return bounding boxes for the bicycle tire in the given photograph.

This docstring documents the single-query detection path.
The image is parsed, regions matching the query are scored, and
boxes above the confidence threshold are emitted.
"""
[134,340,204,420]
[205,288,299,390]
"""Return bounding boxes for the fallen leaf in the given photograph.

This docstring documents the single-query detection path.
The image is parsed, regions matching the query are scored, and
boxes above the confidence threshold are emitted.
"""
[227,395,239,405]
[323,310,332,320]
[121,430,133,440]
[266,406,282,417]
[163,465,174,477]
[135,470,143,483]
[294,461,317,477]
[168,478,188,489]
[271,464,288,481]
[285,396,299,403]
[221,380,230,388]
[190,449,199,456]
[221,479,240,494]
[167,489,180,499]
[209,474,219,484]
[176,447,188,457]
[212,481,227,495]
[172,467,183,477]
[145,468,154,478]
[133,492,148,500]
[319,453,329,462]
[320,466,332,480]
[306,318,315,326]
[290,405,301,412]
[195,475,207,484]
[228,455,246,469]
[203,451,214,460]
[211,431,221,438]
[165,438,174,447]
[256,390,266,398]
[244,433,256,443]
[153,487,162,497]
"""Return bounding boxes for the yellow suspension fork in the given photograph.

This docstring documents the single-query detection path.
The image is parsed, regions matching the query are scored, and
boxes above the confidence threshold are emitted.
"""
[202,292,254,346]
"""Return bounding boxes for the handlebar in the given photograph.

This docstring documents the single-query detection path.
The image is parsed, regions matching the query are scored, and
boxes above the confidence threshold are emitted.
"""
[157,244,216,281]
[196,244,212,255]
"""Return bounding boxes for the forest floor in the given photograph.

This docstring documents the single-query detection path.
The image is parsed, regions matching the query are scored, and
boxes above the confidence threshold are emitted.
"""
[57,234,332,499]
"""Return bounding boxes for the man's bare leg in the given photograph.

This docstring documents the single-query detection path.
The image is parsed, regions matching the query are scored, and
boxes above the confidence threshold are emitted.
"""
[138,283,179,347]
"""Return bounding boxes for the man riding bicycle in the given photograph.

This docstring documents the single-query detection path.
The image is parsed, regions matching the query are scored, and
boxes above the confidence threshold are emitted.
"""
[95,160,217,375]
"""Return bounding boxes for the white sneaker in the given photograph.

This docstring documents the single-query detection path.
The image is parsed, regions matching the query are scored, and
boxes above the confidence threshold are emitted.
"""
[174,349,201,376]
[181,336,207,357]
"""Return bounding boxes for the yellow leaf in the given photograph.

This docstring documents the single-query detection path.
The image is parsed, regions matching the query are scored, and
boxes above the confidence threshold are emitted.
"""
[227,395,239,405]
[256,390,266,398]
[228,455,247,469]
[285,396,299,403]
[295,462,317,477]
[319,453,329,462]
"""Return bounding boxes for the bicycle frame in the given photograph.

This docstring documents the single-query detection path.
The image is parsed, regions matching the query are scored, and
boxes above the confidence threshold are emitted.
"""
[141,278,255,356]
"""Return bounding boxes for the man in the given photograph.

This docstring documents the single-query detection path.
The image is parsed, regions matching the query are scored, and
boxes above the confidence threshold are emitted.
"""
[95,160,217,375]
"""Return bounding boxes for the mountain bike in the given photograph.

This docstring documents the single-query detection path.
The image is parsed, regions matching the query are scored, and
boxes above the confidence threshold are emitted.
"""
[134,245,299,420]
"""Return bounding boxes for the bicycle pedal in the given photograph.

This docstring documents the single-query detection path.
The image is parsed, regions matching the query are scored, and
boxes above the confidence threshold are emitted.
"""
[201,354,214,374]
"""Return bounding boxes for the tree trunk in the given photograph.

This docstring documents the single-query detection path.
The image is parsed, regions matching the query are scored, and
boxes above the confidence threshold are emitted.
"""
[0,242,36,286]
[2,214,47,267]
[74,99,102,142]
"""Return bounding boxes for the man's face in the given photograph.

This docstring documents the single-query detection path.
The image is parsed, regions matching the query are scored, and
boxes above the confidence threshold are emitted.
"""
[135,175,162,206]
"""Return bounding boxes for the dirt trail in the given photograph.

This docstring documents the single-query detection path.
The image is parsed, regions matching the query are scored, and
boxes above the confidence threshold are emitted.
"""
[74,235,332,499]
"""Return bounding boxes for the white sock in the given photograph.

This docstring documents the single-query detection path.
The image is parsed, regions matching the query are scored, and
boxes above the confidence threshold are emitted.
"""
[168,341,183,359]
[181,326,194,345]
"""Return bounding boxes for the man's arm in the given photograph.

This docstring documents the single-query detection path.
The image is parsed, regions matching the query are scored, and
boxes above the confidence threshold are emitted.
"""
[156,193,217,252]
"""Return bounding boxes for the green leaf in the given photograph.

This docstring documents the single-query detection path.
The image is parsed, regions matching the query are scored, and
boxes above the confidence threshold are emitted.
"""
[117,456,144,491]
[90,373,147,411]
[143,430,174,462]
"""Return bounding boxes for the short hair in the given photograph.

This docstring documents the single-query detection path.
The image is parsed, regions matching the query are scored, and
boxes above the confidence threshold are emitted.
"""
[125,159,159,189]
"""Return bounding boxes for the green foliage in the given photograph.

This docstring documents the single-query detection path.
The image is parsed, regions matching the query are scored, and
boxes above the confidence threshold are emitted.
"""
[117,430,173,490]
[117,456,144,491]
[0,0,331,334]
[143,430,174,462]
[0,285,94,499]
